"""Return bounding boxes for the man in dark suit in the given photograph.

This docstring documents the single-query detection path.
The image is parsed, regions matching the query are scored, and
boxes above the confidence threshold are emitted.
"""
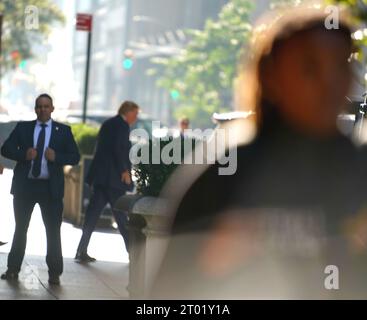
[0,94,80,285]
[75,101,139,262]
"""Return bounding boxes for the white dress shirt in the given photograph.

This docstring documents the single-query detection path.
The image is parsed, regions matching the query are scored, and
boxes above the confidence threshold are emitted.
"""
[28,119,52,179]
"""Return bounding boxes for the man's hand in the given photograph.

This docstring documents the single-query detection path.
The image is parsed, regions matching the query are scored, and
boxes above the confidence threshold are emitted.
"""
[26,148,37,161]
[0,164,4,175]
[121,170,132,185]
[45,148,56,162]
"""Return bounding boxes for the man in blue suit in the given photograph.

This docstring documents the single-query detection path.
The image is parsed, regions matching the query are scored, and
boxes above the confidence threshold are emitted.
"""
[0,94,80,285]
[75,101,139,262]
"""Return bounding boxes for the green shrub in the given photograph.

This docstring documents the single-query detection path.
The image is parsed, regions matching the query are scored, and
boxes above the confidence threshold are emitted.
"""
[133,137,198,197]
[70,124,198,197]
[70,123,99,156]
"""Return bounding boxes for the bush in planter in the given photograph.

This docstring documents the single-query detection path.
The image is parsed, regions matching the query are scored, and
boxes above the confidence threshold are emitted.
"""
[133,137,198,197]
[70,123,99,156]
[65,124,99,226]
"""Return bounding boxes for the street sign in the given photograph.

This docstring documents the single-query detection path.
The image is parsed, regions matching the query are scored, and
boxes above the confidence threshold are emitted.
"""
[76,13,92,32]
[76,13,93,123]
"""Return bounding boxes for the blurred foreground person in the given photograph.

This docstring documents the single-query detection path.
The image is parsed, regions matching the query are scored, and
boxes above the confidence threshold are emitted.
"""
[152,6,367,299]
[75,101,139,262]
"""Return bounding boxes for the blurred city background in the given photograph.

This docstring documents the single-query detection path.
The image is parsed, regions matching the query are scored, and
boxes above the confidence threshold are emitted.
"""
[0,0,366,299]
[0,0,366,232]
[0,0,365,129]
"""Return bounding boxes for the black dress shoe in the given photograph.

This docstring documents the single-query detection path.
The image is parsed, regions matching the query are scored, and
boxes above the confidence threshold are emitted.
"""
[74,252,96,263]
[48,274,60,285]
[1,271,18,281]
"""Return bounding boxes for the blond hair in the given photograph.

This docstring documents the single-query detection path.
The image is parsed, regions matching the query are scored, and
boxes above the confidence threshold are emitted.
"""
[235,4,354,128]
[118,100,140,115]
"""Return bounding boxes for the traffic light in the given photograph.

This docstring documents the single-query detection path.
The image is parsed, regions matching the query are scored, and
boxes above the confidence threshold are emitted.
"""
[170,89,180,101]
[123,58,133,70]
[19,60,27,70]
[10,50,20,60]
[10,51,27,70]
[10,50,21,69]
[123,49,134,70]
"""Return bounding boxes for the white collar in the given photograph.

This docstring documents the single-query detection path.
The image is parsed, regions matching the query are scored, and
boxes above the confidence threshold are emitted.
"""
[36,119,52,127]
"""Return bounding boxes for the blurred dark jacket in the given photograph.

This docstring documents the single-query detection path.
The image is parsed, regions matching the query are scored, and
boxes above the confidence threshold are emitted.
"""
[86,115,132,191]
[152,110,367,299]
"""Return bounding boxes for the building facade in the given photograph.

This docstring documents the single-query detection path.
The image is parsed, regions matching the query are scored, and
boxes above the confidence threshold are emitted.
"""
[72,0,229,124]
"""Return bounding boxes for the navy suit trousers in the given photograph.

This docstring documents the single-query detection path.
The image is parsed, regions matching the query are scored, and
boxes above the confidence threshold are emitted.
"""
[8,179,63,275]
[77,186,129,254]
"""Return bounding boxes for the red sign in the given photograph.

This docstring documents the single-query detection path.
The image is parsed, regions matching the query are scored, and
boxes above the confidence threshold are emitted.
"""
[76,14,92,32]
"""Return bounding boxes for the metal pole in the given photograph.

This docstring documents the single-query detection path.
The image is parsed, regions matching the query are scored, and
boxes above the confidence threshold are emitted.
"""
[124,0,132,99]
[82,31,92,124]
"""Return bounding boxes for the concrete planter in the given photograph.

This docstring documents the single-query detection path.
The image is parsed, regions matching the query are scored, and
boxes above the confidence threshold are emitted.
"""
[115,194,172,299]
[63,164,83,225]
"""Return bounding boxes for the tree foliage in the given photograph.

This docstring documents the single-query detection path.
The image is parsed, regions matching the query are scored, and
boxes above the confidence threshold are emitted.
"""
[70,123,99,156]
[153,0,253,129]
[332,0,367,21]
[133,137,198,196]
[0,0,64,71]
[273,0,367,82]
[332,0,367,64]
[154,0,366,128]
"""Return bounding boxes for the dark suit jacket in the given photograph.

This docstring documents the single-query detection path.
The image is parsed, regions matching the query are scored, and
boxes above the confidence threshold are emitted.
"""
[86,115,132,191]
[1,120,80,199]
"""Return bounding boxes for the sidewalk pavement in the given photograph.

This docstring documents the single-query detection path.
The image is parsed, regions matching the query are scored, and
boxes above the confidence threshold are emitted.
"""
[0,254,129,300]
[0,169,129,299]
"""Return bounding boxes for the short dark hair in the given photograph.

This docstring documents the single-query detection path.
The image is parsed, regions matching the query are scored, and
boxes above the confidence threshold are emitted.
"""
[35,93,53,107]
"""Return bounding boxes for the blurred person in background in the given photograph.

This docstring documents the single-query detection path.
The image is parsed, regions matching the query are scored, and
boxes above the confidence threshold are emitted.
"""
[179,117,190,139]
[151,5,367,299]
